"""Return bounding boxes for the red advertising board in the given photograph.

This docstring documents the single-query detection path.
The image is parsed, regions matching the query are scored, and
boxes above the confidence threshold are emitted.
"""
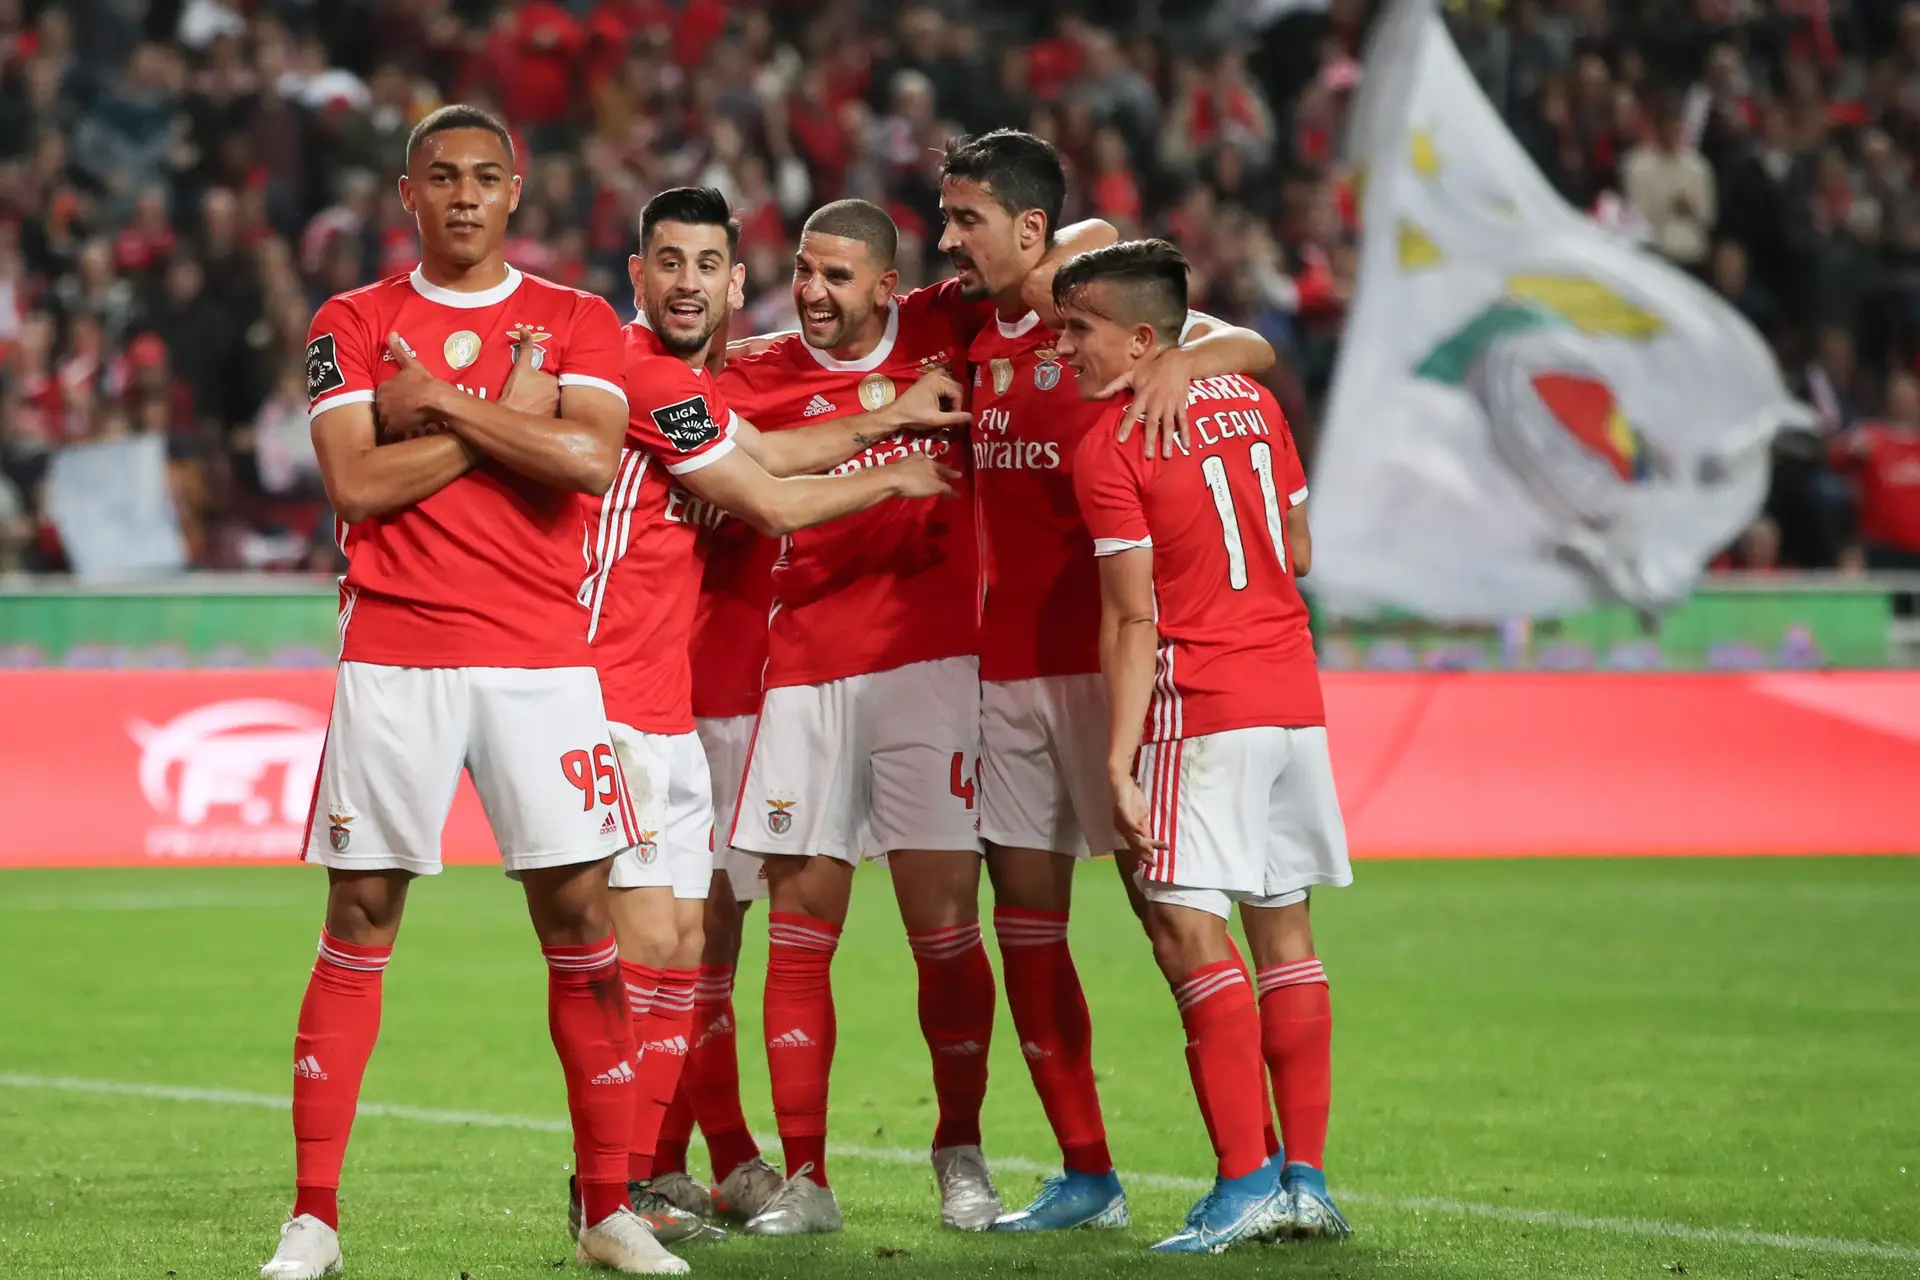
[1,670,1917,867]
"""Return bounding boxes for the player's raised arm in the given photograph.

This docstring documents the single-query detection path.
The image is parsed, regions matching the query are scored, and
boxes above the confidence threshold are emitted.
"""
[306,310,476,523]
[1022,218,1119,327]
[378,309,627,495]
[1100,312,1278,458]
[731,367,971,478]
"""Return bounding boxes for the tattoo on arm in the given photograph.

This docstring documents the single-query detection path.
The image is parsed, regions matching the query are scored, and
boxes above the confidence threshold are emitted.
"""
[852,431,876,450]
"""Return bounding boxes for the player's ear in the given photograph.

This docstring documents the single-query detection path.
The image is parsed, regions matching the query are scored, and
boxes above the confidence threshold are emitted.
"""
[1131,322,1157,358]
[627,254,644,300]
[397,175,414,215]
[508,173,522,214]
[728,261,746,312]
[877,267,899,303]
[1018,209,1047,252]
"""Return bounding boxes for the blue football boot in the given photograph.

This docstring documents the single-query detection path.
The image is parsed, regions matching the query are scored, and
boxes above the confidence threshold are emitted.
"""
[991,1169,1129,1232]
[1149,1163,1287,1254]
[1281,1162,1351,1239]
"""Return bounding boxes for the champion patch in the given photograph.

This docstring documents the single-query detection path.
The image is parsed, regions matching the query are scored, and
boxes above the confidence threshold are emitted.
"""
[651,395,720,452]
[306,334,346,400]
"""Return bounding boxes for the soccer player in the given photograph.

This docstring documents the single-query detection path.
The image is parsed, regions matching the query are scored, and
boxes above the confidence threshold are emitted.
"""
[936,129,1278,1232]
[265,105,669,1278]
[717,197,1113,1236]
[1064,240,1354,1252]
[579,186,965,1240]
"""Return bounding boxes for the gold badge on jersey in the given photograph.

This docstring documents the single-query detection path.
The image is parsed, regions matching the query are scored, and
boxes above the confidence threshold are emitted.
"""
[858,373,897,411]
[990,358,1014,396]
[1033,347,1063,392]
[444,329,482,370]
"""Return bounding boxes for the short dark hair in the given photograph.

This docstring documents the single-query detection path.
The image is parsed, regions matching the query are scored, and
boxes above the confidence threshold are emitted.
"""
[1052,239,1190,342]
[941,129,1066,241]
[405,104,514,170]
[640,186,741,257]
[801,199,899,268]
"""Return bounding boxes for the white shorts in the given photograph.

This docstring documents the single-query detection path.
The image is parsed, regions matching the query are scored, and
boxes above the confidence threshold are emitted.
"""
[608,724,714,898]
[979,674,1119,858]
[696,713,768,903]
[1133,725,1351,920]
[730,656,982,863]
[304,662,634,878]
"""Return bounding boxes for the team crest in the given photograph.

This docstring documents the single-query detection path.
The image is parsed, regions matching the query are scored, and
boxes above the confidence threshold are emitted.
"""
[509,326,551,370]
[635,831,659,865]
[327,810,354,853]
[990,358,1014,395]
[444,330,481,369]
[858,373,896,411]
[767,794,797,836]
[1033,349,1062,392]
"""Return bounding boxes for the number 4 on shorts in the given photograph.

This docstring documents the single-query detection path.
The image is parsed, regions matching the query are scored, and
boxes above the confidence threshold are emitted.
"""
[950,751,975,810]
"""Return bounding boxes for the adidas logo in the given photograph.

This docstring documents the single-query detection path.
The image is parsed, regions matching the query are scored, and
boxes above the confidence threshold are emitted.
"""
[695,1013,735,1049]
[767,1028,816,1049]
[643,1035,690,1056]
[590,1060,636,1085]
[801,393,836,418]
[599,813,618,835]
[1019,1040,1047,1062]
[937,1039,987,1057]
[293,1055,327,1080]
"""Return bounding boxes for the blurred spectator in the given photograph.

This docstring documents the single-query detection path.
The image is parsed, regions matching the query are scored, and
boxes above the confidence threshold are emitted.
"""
[1836,370,1920,570]
[1622,94,1715,270]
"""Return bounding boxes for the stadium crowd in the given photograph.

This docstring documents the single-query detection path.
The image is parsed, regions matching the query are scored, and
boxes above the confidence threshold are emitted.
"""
[1,0,1919,575]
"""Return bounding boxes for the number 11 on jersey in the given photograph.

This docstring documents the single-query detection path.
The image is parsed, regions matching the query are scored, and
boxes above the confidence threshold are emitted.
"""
[1200,442,1289,589]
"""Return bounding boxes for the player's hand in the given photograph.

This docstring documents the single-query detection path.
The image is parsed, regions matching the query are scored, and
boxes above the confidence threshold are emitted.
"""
[885,369,972,434]
[1102,344,1197,459]
[499,325,559,418]
[888,453,961,500]
[1110,774,1165,855]
[375,333,450,437]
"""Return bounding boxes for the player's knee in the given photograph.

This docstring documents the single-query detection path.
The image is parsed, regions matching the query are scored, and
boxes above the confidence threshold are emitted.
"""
[984,844,1073,912]
[323,869,410,943]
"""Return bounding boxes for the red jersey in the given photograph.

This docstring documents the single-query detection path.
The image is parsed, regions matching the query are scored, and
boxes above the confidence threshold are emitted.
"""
[969,309,1105,681]
[716,279,991,688]
[1848,423,1920,552]
[691,521,778,720]
[584,319,741,732]
[1074,373,1322,741]
[306,266,627,669]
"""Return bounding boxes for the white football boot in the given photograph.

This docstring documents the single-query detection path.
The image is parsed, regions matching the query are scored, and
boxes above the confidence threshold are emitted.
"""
[933,1145,1002,1231]
[259,1214,342,1279]
[575,1206,691,1274]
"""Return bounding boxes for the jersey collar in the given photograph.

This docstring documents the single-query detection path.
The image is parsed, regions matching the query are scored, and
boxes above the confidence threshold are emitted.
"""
[804,298,899,372]
[408,264,524,309]
[995,309,1042,340]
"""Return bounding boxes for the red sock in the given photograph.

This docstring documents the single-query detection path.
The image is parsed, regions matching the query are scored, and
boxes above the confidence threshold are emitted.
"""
[1172,960,1268,1180]
[994,907,1110,1174]
[655,1081,694,1178]
[627,966,696,1183]
[688,963,760,1181]
[546,935,635,1228]
[619,961,661,1180]
[1258,958,1333,1169]
[1224,937,1282,1159]
[290,932,390,1229]
[907,921,995,1151]
[765,913,839,1186]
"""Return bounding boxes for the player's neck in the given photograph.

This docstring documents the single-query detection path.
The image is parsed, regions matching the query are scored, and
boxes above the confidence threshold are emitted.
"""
[416,253,511,294]
[827,315,888,364]
[992,250,1048,322]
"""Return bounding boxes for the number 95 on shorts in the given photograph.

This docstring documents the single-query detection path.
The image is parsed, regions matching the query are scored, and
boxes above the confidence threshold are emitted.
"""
[303,662,636,877]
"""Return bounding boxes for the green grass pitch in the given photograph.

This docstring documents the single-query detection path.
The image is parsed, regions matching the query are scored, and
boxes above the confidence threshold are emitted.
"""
[1,856,1916,1279]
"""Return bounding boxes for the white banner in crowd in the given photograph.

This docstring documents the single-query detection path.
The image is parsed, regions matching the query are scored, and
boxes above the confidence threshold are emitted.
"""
[1312,0,1809,621]
[46,434,188,582]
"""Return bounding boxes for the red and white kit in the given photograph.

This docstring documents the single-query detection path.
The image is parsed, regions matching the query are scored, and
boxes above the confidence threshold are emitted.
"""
[691,514,778,902]
[586,316,741,898]
[301,266,635,876]
[720,280,990,862]
[1074,372,1350,918]
[969,309,1118,858]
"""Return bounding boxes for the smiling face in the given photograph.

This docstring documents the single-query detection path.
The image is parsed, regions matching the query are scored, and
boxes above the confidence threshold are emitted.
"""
[631,219,742,358]
[1053,281,1153,399]
[400,128,519,271]
[791,230,896,353]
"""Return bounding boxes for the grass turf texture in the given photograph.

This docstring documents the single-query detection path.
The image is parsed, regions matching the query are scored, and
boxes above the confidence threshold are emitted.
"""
[0,857,1915,1280]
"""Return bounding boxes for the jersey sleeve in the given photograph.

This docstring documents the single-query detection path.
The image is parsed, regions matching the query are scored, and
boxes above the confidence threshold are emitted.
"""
[305,296,378,419]
[1073,414,1152,556]
[627,358,739,476]
[556,292,630,406]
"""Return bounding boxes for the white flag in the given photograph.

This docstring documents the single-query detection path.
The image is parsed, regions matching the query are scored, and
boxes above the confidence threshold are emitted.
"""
[46,434,188,582]
[1311,0,1808,621]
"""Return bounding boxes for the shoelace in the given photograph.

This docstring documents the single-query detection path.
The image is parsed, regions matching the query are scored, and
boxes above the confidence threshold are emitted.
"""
[759,1161,819,1216]
[940,1152,991,1195]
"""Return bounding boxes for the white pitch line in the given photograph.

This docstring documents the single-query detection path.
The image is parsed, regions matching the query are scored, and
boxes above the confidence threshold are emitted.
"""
[3,1073,1916,1264]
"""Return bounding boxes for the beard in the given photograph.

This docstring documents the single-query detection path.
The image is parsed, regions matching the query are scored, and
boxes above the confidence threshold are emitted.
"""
[650,295,724,356]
